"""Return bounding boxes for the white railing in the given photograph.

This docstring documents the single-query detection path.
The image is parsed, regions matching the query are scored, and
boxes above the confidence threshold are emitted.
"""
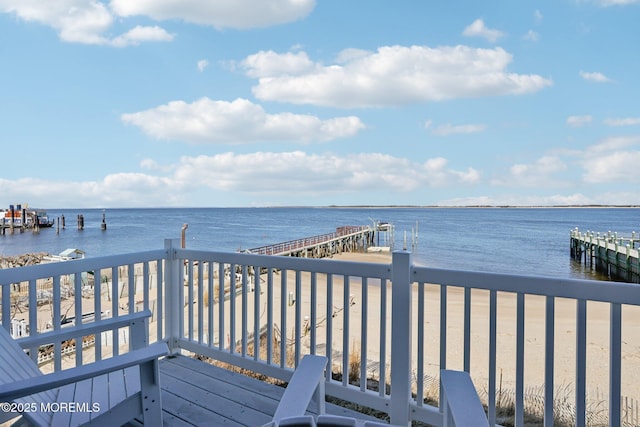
[2,239,639,427]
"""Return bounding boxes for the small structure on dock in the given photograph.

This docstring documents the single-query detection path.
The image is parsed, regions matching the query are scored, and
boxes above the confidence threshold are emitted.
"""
[570,228,640,283]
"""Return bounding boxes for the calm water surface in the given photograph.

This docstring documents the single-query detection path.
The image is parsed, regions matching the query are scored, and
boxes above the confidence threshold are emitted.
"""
[1,207,638,280]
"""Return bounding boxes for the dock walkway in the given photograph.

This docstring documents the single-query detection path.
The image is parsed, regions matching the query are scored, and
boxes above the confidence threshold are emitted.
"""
[247,226,375,258]
[570,228,640,283]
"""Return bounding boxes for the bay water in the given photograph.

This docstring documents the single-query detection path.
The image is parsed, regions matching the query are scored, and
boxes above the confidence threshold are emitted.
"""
[1,207,638,280]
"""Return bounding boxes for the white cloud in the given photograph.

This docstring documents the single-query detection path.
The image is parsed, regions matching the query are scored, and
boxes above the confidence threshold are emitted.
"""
[0,151,481,207]
[603,117,640,126]
[597,0,640,5]
[493,156,568,187]
[197,60,209,72]
[579,136,640,184]
[430,123,486,136]
[567,115,593,127]
[242,50,316,78]
[111,25,174,47]
[0,175,187,208]
[109,0,315,29]
[437,193,597,207]
[121,97,365,144]
[171,152,480,193]
[534,10,543,23]
[579,70,611,83]
[0,0,173,46]
[462,19,505,43]
[242,45,552,108]
[523,30,539,42]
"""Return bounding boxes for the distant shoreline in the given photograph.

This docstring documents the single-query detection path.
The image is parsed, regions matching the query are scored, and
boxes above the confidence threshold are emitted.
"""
[13,204,639,211]
[322,204,640,209]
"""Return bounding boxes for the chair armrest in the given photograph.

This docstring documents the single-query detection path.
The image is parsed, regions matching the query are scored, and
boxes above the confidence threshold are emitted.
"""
[440,370,489,427]
[0,342,167,401]
[273,354,328,421]
[16,311,153,350]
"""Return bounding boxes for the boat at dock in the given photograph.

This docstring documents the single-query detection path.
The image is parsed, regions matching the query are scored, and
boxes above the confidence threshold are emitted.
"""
[35,210,54,227]
[1,204,54,229]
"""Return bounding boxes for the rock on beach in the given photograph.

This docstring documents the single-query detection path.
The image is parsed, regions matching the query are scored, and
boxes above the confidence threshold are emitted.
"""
[0,252,49,269]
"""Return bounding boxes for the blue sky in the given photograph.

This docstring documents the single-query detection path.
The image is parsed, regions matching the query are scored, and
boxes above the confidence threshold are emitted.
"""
[1,0,639,208]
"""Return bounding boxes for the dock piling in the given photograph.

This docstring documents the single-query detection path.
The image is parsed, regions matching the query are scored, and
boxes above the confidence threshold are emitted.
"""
[571,228,640,283]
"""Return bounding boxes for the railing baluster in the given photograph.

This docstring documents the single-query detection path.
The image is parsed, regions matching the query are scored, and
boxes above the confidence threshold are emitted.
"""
[360,276,368,392]
[111,266,119,355]
[179,258,185,341]
[28,279,37,364]
[417,281,425,405]
[208,262,214,347]
[218,262,225,350]
[53,275,62,372]
[516,293,525,426]
[198,261,204,345]
[157,259,164,342]
[610,302,622,427]
[253,265,260,361]
[326,273,333,381]
[464,287,471,373]
[267,268,273,364]
[440,285,448,372]
[241,264,248,357]
[488,289,497,426]
[128,263,135,314]
[342,274,350,387]
[187,260,194,342]
[280,269,287,367]
[576,299,587,426]
[1,283,9,333]
[143,262,150,313]
[295,270,302,364]
[74,272,83,365]
[229,263,236,354]
[379,277,388,398]
[544,296,555,427]
[95,268,103,361]
[310,271,317,354]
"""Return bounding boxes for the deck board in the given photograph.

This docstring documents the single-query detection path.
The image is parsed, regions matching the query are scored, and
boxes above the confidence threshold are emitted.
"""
[153,355,380,426]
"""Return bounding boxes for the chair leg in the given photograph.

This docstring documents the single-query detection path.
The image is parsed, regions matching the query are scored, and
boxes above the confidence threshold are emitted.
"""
[139,360,163,425]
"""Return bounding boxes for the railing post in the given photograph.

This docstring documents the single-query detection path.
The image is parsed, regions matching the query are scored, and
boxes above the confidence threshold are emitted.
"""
[390,250,412,426]
[165,238,181,355]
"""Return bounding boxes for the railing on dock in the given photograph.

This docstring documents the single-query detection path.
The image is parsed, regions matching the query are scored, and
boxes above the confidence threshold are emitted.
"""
[2,240,640,426]
[246,225,373,256]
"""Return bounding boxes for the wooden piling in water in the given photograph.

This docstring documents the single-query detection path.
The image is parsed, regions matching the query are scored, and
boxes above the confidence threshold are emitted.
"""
[570,228,640,283]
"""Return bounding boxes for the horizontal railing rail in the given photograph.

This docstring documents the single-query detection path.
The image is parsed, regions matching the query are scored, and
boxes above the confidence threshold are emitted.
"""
[2,239,638,426]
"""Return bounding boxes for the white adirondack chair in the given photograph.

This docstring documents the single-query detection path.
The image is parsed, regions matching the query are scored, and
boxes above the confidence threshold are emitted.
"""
[0,310,168,426]
[263,355,400,427]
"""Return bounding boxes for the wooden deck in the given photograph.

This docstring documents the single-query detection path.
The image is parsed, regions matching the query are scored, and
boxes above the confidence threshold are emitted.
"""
[151,355,381,427]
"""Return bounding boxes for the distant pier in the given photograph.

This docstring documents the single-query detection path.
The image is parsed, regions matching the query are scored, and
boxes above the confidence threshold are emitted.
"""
[570,228,640,283]
[246,225,383,258]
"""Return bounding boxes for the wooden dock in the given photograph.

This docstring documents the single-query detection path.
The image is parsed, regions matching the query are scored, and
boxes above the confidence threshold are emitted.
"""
[246,225,378,258]
[570,228,640,283]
